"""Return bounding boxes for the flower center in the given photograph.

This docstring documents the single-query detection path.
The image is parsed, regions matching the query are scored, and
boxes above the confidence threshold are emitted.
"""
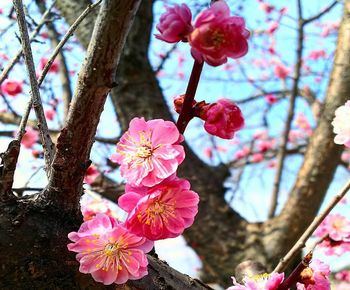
[104,243,120,257]
[136,145,153,158]
[211,29,225,48]
[139,198,176,225]
[332,219,344,230]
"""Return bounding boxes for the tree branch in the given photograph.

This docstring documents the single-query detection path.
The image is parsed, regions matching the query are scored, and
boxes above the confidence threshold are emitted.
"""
[13,0,55,174]
[45,0,141,212]
[303,1,340,25]
[268,0,305,218]
[0,1,55,86]
[35,0,73,119]
[274,179,350,273]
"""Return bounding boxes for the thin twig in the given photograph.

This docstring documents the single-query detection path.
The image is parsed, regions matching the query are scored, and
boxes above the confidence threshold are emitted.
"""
[37,0,103,87]
[274,179,350,273]
[155,43,178,73]
[35,0,73,119]
[268,0,305,218]
[0,1,56,86]
[303,1,339,25]
[13,0,55,175]
[1,93,19,117]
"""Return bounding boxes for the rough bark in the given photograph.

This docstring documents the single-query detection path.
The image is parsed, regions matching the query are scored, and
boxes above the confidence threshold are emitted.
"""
[0,197,213,290]
[263,0,350,266]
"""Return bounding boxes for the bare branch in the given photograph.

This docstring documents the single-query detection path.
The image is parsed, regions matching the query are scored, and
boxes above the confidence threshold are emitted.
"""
[37,1,102,87]
[274,179,350,273]
[13,0,55,174]
[268,0,305,218]
[35,0,73,119]
[0,1,55,86]
[303,1,340,25]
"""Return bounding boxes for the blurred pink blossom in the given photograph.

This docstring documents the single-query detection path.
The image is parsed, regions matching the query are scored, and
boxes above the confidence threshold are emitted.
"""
[274,64,289,79]
[1,79,23,96]
[39,57,60,73]
[84,164,100,185]
[314,214,350,241]
[227,272,284,290]
[155,4,193,43]
[332,100,350,148]
[45,109,56,121]
[308,49,327,60]
[265,94,278,104]
[21,127,39,149]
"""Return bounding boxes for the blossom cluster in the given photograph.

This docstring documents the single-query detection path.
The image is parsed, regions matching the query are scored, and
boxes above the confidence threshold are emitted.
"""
[68,118,199,285]
[156,0,250,66]
[174,96,244,139]
[313,214,350,256]
[226,259,331,290]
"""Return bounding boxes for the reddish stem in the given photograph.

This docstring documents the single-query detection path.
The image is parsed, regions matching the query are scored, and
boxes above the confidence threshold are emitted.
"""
[176,60,204,134]
[277,252,313,290]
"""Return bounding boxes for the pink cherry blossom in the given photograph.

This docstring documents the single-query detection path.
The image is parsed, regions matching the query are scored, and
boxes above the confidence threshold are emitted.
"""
[81,195,117,222]
[320,21,340,37]
[318,239,350,256]
[120,176,199,241]
[334,282,350,290]
[308,50,327,60]
[227,272,284,290]
[189,1,250,66]
[335,271,350,282]
[267,21,279,34]
[68,213,153,285]
[84,164,100,185]
[314,214,350,241]
[265,94,278,104]
[45,109,56,121]
[297,259,330,290]
[1,79,23,96]
[258,140,274,152]
[295,113,312,132]
[332,101,350,148]
[234,146,250,160]
[251,153,264,163]
[274,64,290,79]
[112,118,185,187]
[201,98,244,139]
[260,2,275,14]
[203,147,213,158]
[155,4,193,43]
[21,127,39,148]
[39,57,60,73]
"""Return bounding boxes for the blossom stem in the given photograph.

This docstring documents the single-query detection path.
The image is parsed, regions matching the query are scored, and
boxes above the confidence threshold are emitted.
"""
[176,60,204,134]
[277,251,313,290]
